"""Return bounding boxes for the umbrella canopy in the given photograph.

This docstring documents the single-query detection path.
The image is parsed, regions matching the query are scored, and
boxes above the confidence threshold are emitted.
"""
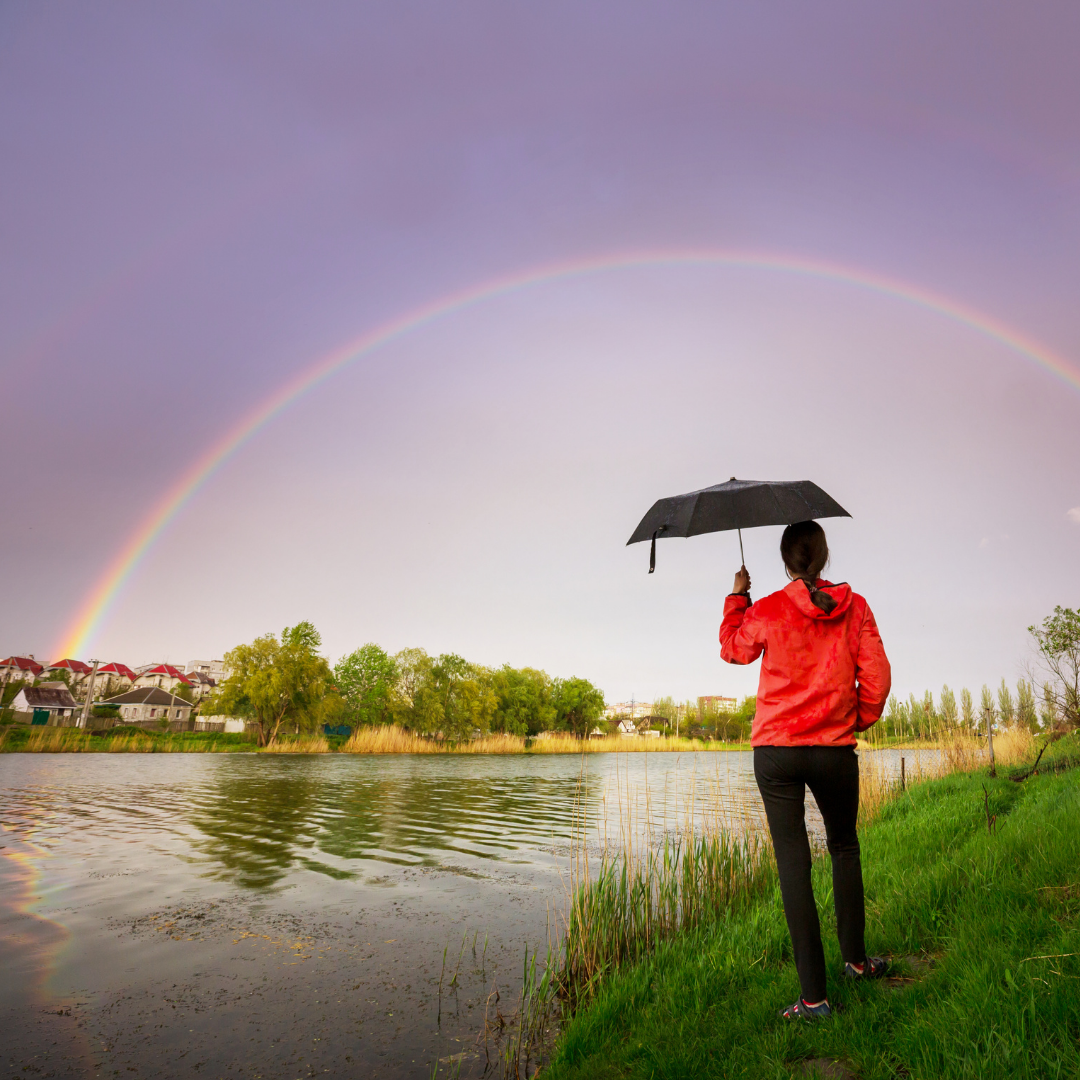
[627,477,850,572]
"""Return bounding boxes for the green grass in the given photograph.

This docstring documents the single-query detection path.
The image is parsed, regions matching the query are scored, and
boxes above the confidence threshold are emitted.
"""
[545,740,1080,1080]
[0,726,259,752]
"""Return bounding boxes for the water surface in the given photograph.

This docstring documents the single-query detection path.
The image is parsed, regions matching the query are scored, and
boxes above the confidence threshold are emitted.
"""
[0,748,926,1078]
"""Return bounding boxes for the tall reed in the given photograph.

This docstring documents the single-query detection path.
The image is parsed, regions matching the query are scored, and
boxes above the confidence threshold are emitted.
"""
[531,734,735,754]
[261,735,330,753]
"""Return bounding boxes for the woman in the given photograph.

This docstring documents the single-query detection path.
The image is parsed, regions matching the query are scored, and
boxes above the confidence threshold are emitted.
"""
[720,520,892,1020]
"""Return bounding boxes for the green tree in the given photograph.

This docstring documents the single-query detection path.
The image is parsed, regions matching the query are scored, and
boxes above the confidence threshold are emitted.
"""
[1016,679,1038,731]
[173,682,196,705]
[907,693,927,738]
[552,677,605,738]
[939,685,958,730]
[922,690,937,731]
[980,684,998,734]
[1028,606,1080,729]
[423,654,496,739]
[491,666,555,736]
[1040,682,1058,729]
[335,644,397,727]
[960,687,975,729]
[997,678,1015,727]
[390,647,435,730]
[883,694,903,738]
[216,621,334,746]
[730,696,756,742]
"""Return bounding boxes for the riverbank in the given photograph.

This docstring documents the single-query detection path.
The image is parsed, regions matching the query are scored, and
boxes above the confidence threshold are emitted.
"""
[0,724,751,754]
[543,733,1080,1079]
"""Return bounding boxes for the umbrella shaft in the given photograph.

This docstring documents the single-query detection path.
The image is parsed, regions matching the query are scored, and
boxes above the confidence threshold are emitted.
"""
[738,528,745,566]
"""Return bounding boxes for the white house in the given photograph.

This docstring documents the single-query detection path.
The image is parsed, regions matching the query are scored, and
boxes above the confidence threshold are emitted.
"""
[133,664,194,694]
[105,687,195,724]
[11,684,79,720]
[616,718,638,736]
[1,655,44,685]
[184,669,217,700]
[187,659,229,683]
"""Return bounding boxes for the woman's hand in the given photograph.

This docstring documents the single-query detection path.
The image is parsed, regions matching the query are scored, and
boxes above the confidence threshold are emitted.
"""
[732,565,751,595]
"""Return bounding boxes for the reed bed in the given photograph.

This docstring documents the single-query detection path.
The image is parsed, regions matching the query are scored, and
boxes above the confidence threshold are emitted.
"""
[532,734,736,754]
[340,724,449,753]
[261,734,331,753]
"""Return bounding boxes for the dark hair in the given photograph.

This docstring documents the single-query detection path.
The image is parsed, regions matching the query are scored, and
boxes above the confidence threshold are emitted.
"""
[780,521,836,613]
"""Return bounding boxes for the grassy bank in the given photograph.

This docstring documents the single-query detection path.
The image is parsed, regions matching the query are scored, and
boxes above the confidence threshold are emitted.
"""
[0,722,749,754]
[542,733,1080,1080]
[0,726,259,752]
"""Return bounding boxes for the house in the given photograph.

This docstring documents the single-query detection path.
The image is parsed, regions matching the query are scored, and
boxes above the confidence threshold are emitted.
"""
[133,664,193,694]
[43,658,93,692]
[617,718,638,736]
[104,687,195,725]
[698,695,737,714]
[184,668,217,700]
[11,684,79,721]
[95,663,137,696]
[1,655,44,685]
[186,659,229,683]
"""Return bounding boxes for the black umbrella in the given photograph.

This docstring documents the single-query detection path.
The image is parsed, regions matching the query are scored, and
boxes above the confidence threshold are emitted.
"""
[627,477,851,573]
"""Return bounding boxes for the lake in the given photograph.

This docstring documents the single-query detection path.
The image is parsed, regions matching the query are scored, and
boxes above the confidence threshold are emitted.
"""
[0,748,926,1078]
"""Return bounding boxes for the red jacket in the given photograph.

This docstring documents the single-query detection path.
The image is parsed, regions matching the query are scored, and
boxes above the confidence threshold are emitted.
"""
[719,579,891,747]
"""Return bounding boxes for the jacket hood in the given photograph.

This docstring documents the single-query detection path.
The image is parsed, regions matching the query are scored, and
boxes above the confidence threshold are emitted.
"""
[784,578,853,620]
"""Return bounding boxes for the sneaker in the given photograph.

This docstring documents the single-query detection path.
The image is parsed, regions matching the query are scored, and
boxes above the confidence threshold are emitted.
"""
[780,997,832,1020]
[843,956,888,979]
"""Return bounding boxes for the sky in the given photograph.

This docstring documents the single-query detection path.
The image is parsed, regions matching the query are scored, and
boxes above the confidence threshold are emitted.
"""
[2,1,1079,705]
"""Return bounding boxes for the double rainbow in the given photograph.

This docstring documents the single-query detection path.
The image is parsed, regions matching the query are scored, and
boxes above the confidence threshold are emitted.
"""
[54,248,1080,657]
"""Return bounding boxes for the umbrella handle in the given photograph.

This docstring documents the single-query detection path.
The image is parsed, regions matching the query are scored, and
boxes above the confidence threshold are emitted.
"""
[738,527,745,567]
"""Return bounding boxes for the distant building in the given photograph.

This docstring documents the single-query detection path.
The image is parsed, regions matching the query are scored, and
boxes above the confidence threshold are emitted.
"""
[11,684,79,720]
[616,718,638,736]
[95,663,137,694]
[698,695,737,713]
[1,656,44,685]
[187,660,229,683]
[184,669,217,700]
[104,688,195,724]
[133,664,193,694]
[42,659,93,692]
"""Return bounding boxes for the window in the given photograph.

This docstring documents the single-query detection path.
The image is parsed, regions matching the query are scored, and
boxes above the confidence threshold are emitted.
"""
[150,708,156,717]
[175,709,181,718]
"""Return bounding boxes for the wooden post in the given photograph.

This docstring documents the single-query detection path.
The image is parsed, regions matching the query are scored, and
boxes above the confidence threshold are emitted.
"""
[900,756,905,792]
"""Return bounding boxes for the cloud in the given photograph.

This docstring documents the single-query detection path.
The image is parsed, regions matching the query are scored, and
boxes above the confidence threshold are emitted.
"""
[1068,507,1080,525]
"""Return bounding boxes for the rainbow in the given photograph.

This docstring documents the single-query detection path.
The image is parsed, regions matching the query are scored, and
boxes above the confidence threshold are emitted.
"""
[54,248,1080,657]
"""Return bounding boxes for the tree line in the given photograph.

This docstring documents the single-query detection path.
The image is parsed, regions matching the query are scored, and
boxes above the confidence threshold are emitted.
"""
[210,622,605,747]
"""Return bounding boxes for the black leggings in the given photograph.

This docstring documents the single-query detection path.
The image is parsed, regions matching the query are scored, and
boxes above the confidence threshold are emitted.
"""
[754,745,866,1002]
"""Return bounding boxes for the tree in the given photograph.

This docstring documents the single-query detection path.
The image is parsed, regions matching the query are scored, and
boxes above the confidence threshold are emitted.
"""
[390,647,435,730]
[335,644,397,726]
[997,679,1015,727]
[552,677,605,738]
[173,682,196,705]
[980,684,997,774]
[960,688,975,730]
[1028,606,1080,729]
[1016,679,1038,732]
[907,693,927,738]
[216,621,334,746]
[1040,682,1058,729]
[424,654,495,739]
[731,696,756,742]
[492,666,555,736]
[922,690,937,732]
[883,694,904,738]
[939,685,958,730]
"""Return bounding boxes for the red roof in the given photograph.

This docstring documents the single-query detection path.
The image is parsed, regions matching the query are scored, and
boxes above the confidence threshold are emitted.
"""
[47,658,93,675]
[1,656,44,675]
[140,663,192,685]
[98,662,136,680]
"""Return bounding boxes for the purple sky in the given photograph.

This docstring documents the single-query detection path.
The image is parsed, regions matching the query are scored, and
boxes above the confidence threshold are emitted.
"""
[3,2,1079,705]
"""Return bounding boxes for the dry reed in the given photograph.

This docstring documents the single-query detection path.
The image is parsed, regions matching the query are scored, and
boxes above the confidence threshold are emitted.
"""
[262,735,331,753]
[531,734,734,754]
